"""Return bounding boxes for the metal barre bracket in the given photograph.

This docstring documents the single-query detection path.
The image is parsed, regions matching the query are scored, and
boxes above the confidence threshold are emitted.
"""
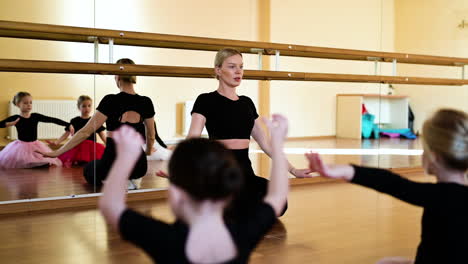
[366,56,383,62]
[93,38,99,63]
[250,48,264,53]
[87,36,98,42]
[275,50,280,71]
[251,48,264,70]
[454,63,467,79]
[392,59,397,76]
[109,38,114,63]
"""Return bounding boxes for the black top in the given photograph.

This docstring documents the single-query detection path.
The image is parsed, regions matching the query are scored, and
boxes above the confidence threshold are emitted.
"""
[352,165,468,264]
[119,202,276,264]
[191,91,259,140]
[96,92,155,138]
[65,116,105,142]
[0,113,69,142]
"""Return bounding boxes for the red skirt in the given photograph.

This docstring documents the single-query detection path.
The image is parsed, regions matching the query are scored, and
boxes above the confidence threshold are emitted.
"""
[58,140,105,167]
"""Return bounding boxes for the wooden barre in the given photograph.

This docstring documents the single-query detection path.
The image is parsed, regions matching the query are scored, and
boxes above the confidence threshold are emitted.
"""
[0,59,466,86]
[1,20,468,67]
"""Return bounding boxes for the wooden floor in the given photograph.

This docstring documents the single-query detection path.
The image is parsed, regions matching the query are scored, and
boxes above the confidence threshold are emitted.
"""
[0,138,422,201]
[0,170,430,264]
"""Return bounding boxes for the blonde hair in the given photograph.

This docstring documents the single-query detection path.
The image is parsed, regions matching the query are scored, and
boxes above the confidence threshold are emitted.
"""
[12,92,31,106]
[422,108,468,172]
[214,48,243,80]
[116,58,137,84]
[77,95,92,109]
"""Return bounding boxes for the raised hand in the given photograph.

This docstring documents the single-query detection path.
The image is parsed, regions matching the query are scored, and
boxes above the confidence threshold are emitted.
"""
[112,125,144,160]
[6,118,20,127]
[263,114,288,144]
[305,152,354,181]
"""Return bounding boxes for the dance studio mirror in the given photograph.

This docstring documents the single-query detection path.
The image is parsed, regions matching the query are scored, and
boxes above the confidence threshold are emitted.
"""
[376,1,468,170]
[1,0,466,209]
[0,0,401,204]
[0,0,98,202]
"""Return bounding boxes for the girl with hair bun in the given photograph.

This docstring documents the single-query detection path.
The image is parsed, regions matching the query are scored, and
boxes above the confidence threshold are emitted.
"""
[99,114,290,264]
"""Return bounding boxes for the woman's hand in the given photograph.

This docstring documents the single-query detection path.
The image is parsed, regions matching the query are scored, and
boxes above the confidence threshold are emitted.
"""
[305,152,354,181]
[36,150,60,158]
[146,146,156,156]
[45,140,59,148]
[290,168,314,178]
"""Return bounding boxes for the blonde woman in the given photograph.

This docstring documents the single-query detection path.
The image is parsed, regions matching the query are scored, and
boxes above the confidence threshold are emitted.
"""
[187,48,312,217]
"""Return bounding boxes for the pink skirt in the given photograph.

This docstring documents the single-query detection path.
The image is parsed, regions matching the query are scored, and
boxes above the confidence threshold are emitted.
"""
[0,140,62,169]
[58,140,105,167]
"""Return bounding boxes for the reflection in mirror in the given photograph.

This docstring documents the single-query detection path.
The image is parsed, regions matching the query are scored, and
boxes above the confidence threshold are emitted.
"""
[0,0,96,202]
[0,76,97,201]
[0,71,173,202]
[379,0,468,169]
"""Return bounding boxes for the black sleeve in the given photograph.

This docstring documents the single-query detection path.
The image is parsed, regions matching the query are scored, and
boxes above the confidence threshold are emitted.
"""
[238,202,276,252]
[190,94,209,118]
[351,165,445,207]
[0,115,19,128]
[119,209,171,257]
[142,97,155,119]
[65,117,76,131]
[96,94,114,118]
[35,113,69,127]
[246,97,259,119]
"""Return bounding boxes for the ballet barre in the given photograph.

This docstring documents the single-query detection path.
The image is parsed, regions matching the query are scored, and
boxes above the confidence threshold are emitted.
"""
[1,20,468,68]
[0,58,466,86]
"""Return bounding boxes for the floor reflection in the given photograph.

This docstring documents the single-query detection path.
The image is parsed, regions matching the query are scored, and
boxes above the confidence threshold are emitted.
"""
[0,138,422,202]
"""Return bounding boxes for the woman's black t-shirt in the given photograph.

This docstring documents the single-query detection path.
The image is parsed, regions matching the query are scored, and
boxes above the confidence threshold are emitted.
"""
[96,92,155,138]
[191,91,258,140]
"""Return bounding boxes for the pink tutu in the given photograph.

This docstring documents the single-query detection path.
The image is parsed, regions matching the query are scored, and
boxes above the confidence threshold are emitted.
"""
[58,140,105,167]
[0,140,62,169]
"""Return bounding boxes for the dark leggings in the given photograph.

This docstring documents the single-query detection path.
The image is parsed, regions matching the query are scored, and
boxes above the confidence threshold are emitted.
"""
[230,149,288,217]
[83,138,147,186]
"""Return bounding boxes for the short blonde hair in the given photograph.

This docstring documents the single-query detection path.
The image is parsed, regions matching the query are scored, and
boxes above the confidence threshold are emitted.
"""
[214,48,242,80]
[116,58,137,84]
[422,108,468,171]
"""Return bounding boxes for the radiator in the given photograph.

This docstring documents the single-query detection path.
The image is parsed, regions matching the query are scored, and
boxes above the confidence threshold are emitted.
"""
[183,100,208,136]
[8,100,77,140]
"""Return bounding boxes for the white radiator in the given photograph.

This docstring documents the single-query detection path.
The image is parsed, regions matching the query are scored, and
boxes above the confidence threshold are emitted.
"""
[8,100,77,140]
[183,100,208,136]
